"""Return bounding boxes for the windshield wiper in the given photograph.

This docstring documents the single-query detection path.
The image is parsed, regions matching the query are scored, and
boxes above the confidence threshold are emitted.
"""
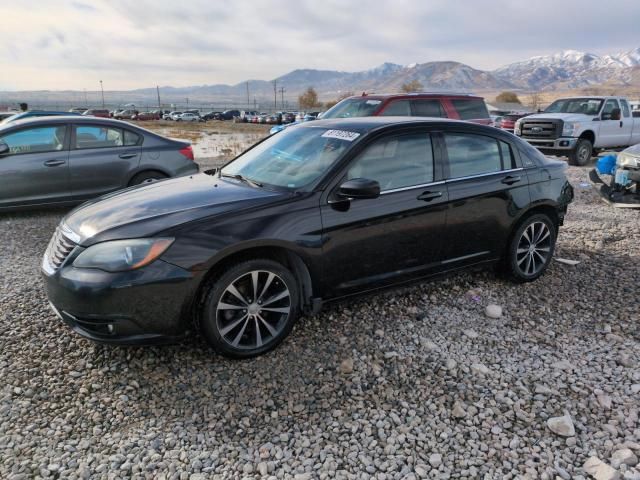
[220,172,263,188]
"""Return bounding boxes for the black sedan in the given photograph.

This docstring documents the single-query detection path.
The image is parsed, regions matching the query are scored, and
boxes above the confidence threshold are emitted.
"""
[42,117,573,358]
[0,116,198,210]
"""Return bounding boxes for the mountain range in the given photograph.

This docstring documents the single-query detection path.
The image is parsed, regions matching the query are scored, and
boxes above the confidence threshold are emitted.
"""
[2,47,639,107]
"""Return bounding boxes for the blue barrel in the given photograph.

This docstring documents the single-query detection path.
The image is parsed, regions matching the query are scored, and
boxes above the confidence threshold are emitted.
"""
[596,155,616,175]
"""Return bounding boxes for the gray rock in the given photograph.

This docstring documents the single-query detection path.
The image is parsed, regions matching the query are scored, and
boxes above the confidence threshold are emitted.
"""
[429,453,442,468]
[547,414,576,437]
[611,449,638,468]
[340,358,354,374]
[485,304,503,318]
[583,456,620,480]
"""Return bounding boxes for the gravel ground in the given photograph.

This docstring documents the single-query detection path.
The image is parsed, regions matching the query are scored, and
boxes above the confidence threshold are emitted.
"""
[1,165,639,480]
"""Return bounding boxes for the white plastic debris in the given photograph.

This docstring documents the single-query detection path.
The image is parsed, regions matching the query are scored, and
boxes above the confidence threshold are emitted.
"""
[555,258,581,266]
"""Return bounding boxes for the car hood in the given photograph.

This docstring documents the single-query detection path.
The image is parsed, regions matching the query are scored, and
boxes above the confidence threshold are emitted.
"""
[623,143,640,156]
[64,173,285,246]
[523,113,592,122]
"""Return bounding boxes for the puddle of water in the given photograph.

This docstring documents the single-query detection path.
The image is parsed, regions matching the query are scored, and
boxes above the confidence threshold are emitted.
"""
[153,127,267,169]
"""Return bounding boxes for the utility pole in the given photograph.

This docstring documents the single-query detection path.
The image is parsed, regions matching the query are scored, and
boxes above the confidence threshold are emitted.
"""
[254,96,257,110]
[186,97,189,109]
[156,86,161,109]
[99,80,105,108]
[246,81,250,108]
[279,87,286,110]
[272,80,277,110]
[84,89,88,107]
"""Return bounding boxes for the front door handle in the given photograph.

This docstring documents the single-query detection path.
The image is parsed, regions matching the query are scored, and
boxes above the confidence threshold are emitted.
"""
[119,152,138,159]
[44,159,66,167]
[620,121,624,128]
[501,175,522,185]
[417,190,443,202]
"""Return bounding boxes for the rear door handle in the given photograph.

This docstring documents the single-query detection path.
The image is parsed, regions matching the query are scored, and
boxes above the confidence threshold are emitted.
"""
[501,175,522,185]
[119,152,138,159]
[417,190,443,202]
[44,159,66,167]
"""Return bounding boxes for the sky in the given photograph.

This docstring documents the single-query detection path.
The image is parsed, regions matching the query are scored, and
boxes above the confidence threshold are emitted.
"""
[1,0,639,91]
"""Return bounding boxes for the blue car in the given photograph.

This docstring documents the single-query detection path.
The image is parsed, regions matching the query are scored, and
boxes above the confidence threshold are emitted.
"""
[1,111,81,125]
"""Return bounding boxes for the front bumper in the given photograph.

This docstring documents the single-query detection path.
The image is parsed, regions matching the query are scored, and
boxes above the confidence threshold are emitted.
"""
[43,259,203,344]
[519,136,578,151]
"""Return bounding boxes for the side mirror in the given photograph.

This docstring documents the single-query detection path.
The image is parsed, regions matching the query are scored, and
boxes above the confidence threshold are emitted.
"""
[611,108,621,121]
[0,142,9,156]
[337,178,380,200]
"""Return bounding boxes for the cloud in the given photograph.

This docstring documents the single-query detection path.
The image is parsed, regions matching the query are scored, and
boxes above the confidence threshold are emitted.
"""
[1,0,639,90]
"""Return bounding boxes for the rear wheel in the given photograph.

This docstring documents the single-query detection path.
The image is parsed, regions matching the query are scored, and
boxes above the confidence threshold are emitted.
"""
[200,259,300,358]
[129,171,168,186]
[568,138,592,166]
[505,213,557,283]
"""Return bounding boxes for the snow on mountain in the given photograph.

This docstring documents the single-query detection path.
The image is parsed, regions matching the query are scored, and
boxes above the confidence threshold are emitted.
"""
[494,47,640,90]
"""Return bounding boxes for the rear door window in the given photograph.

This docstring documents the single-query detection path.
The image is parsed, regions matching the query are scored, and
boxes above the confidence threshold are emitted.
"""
[74,125,124,149]
[379,100,411,116]
[411,100,445,117]
[0,125,68,155]
[620,100,631,118]
[444,133,502,178]
[124,130,141,146]
[451,99,490,120]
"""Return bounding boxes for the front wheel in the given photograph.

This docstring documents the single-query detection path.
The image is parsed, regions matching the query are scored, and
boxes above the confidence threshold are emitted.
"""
[200,259,300,358]
[568,139,592,166]
[504,214,557,283]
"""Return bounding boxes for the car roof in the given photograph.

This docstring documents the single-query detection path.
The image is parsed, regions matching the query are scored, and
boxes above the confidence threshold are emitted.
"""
[345,92,484,100]
[297,116,493,134]
[0,115,145,130]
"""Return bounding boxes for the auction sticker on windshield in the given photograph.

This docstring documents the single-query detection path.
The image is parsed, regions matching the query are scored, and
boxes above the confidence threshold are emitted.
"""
[321,130,361,142]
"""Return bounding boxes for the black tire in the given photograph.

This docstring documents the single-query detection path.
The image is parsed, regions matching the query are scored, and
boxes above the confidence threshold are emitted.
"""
[504,213,557,283]
[128,171,168,186]
[200,259,300,358]
[568,138,592,166]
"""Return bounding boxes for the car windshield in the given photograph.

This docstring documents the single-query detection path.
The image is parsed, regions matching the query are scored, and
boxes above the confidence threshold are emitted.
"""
[221,126,359,189]
[544,98,603,115]
[322,98,382,119]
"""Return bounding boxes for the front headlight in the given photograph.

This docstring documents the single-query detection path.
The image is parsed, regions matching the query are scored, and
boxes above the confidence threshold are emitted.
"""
[514,120,522,135]
[562,122,579,136]
[617,152,640,168]
[73,238,174,272]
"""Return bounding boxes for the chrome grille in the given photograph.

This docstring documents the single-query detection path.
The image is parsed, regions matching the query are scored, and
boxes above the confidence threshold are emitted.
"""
[43,228,77,272]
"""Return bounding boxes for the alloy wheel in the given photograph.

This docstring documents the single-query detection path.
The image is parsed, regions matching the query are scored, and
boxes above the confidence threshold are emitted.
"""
[515,221,552,276]
[578,145,590,164]
[215,270,291,350]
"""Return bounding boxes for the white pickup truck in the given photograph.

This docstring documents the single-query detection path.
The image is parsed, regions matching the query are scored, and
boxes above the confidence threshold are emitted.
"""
[514,96,640,165]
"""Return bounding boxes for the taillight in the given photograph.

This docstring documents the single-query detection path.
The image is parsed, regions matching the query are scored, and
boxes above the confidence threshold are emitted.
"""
[179,146,194,161]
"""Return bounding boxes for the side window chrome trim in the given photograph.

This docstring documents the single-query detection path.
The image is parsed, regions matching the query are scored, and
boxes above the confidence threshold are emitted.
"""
[380,180,445,195]
[445,167,524,183]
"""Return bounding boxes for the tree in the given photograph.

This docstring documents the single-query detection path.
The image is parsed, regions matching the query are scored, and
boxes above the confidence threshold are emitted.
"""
[528,92,542,112]
[400,80,423,93]
[298,87,320,110]
[495,91,521,104]
[19,102,28,111]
